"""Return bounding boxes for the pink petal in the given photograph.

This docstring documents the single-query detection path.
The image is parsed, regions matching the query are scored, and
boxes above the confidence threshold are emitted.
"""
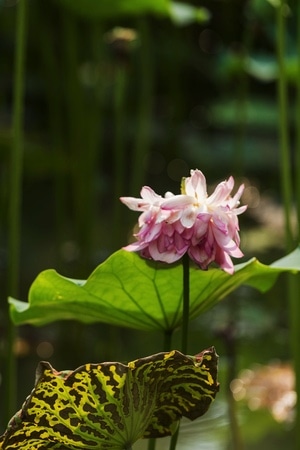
[192,215,210,242]
[120,196,147,211]
[174,232,189,251]
[222,239,244,257]
[184,169,207,200]
[161,194,195,210]
[227,183,244,208]
[188,244,214,269]
[140,186,162,203]
[215,249,234,274]
[234,205,248,215]
[122,241,147,252]
[148,242,183,263]
[180,207,198,228]
[207,177,234,205]
[120,186,163,211]
[138,221,162,242]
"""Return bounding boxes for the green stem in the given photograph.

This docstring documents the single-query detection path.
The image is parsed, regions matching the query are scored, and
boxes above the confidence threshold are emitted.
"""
[63,13,92,273]
[163,329,173,352]
[169,254,190,450]
[296,0,300,238]
[290,0,300,445]
[113,67,127,249]
[147,329,174,450]
[287,274,300,442]
[276,0,293,250]
[130,18,153,194]
[277,1,300,446]
[224,315,244,450]
[233,17,254,177]
[181,253,190,355]
[147,439,157,450]
[5,0,27,425]
[169,426,180,450]
[35,3,67,262]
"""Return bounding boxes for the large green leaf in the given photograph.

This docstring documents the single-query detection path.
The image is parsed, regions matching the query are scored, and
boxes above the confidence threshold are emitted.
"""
[9,247,300,332]
[0,348,219,449]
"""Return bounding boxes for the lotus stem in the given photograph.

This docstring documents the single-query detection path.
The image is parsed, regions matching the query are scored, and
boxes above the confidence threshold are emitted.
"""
[296,0,300,240]
[169,254,190,450]
[113,66,127,249]
[181,253,190,354]
[5,0,27,426]
[130,18,153,194]
[147,439,156,450]
[276,1,300,447]
[276,0,293,249]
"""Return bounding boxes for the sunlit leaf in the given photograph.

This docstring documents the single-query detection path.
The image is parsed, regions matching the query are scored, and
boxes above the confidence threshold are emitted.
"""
[245,55,297,83]
[245,55,278,82]
[0,348,219,449]
[9,246,300,332]
[169,2,210,26]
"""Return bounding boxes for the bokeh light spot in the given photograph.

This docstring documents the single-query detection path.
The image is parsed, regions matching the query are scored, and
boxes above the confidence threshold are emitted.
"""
[36,341,54,359]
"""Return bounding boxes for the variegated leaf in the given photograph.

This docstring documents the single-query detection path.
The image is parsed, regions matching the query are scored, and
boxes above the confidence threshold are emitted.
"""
[0,348,219,449]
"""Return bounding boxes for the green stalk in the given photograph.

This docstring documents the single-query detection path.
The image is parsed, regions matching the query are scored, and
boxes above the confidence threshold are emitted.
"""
[147,439,156,450]
[296,0,300,237]
[276,1,300,446]
[224,313,244,450]
[5,0,27,425]
[147,329,174,450]
[113,67,127,249]
[163,329,173,352]
[35,4,67,259]
[149,256,190,450]
[63,14,98,274]
[181,253,190,355]
[168,425,180,450]
[63,14,85,268]
[291,0,300,443]
[169,254,190,450]
[276,0,293,250]
[78,22,104,267]
[233,18,254,177]
[130,18,153,194]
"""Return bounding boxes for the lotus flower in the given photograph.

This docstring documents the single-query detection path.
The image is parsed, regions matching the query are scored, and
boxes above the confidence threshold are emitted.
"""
[120,169,246,274]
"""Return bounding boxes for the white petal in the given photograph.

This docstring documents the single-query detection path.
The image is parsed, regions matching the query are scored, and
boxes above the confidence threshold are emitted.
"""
[140,186,162,204]
[180,207,197,228]
[185,169,207,200]
[120,196,147,211]
[207,178,233,205]
[161,194,194,210]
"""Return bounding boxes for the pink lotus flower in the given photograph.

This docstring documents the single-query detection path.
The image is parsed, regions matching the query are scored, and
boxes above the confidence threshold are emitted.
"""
[120,169,247,274]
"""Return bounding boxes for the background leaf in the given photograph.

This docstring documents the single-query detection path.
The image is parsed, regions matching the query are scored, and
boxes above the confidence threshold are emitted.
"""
[53,0,169,19]
[9,247,300,332]
[169,2,210,26]
[52,0,210,25]
[0,348,219,449]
